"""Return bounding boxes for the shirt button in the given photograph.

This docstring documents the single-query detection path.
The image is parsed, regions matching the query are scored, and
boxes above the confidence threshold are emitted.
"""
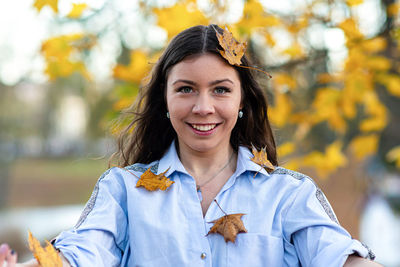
[200,252,207,259]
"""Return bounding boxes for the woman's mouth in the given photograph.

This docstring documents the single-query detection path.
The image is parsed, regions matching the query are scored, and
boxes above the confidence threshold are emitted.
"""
[190,124,217,131]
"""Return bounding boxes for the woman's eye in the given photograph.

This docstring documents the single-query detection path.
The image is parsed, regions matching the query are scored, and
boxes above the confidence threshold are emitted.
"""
[178,86,193,93]
[214,87,230,94]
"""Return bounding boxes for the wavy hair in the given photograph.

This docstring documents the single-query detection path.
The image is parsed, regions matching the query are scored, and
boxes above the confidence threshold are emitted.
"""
[112,24,277,167]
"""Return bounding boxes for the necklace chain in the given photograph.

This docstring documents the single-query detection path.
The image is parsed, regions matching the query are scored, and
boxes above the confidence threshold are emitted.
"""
[196,151,235,192]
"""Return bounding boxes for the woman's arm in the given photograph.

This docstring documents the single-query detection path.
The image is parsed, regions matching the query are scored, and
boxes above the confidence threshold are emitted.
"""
[344,255,383,267]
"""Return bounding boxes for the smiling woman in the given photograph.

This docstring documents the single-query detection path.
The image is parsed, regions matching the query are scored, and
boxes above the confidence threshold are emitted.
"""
[0,25,382,267]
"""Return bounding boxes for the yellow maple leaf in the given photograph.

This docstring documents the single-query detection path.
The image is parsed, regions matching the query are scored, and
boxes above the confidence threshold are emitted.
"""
[136,167,174,191]
[215,27,247,66]
[154,2,208,39]
[28,231,62,267]
[33,0,58,13]
[113,50,150,84]
[67,3,88,18]
[387,146,400,168]
[350,134,379,160]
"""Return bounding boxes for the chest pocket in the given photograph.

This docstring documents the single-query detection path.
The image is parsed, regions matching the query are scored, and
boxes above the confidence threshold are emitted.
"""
[227,233,284,267]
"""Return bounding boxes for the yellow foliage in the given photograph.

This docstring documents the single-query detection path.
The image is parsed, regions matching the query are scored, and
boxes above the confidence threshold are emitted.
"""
[377,73,400,97]
[361,37,387,53]
[347,0,364,6]
[28,231,62,267]
[282,43,304,58]
[359,91,387,132]
[264,32,276,47]
[33,0,58,13]
[350,134,379,160]
[113,50,150,84]
[67,3,89,18]
[387,146,400,168]
[303,141,348,178]
[277,142,295,157]
[339,18,364,40]
[273,73,297,91]
[311,87,346,133]
[268,92,292,127]
[153,2,209,39]
[387,3,400,16]
[41,34,92,80]
[365,56,391,71]
[235,0,281,33]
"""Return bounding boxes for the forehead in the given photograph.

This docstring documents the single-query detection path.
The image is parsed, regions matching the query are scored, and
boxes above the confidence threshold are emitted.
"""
[167,53,240,83]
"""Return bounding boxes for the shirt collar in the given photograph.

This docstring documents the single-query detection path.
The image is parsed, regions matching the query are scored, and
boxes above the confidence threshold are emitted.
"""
[157,140,188,176]
[157,140,270,179]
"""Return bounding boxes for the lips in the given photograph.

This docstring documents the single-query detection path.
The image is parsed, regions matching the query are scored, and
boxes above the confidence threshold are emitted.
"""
[189,123,218,132]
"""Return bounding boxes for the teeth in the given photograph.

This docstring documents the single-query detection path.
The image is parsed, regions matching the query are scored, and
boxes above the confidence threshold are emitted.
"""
[191,124,216,131]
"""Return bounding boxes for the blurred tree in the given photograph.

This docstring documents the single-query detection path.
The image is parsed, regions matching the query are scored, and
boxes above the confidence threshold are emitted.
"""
[27,0,400,178]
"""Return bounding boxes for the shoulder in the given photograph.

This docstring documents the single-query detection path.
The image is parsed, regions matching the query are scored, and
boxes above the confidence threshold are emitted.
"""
[268,166,317,189]
[269,166,339,224]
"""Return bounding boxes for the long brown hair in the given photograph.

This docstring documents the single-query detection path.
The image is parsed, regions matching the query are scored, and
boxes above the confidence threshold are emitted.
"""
[112,24,277,167]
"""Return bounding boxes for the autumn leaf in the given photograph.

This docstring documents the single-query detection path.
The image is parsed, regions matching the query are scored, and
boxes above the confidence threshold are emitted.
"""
[67,3,88,18]
[33,0,58,13]
[136,167,174,191]
[350,134,379,160]
[207,200,247,243]
[28,231,62,267]
[215,26,247,66]
[251,145,275,171]
[387,146,400,168]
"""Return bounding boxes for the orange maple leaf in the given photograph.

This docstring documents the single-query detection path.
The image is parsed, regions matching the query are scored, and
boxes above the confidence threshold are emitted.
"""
[207,213,247,243]
[28,231,62,267]
[215,26,247,66]
[251,145,275,177]
[207,200,247,243]
[136,167,174,191]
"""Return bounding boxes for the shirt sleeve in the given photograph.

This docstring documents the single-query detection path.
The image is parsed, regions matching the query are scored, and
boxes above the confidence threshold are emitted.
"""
[53,167,129,267]
[283,178,371,267]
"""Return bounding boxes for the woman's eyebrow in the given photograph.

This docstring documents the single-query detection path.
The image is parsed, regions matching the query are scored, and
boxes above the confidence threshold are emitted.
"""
[172,79,234,85]
[172,79,196,85]
[209,79,234,85]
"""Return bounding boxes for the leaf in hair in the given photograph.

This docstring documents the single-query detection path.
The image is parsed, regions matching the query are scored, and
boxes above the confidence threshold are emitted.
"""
[215,26,247,66]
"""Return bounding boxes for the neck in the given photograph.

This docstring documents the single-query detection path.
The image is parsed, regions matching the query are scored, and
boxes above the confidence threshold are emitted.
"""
[177,142,236,179]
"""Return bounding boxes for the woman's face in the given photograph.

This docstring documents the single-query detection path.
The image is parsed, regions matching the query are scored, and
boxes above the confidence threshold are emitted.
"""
[166,53,242,155]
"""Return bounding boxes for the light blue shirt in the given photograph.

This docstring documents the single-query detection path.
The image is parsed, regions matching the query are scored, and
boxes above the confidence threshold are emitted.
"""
[54,141,374,267]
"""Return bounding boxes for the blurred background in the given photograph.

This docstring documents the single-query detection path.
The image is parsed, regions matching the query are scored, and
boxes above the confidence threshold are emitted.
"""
[0,0,400,265]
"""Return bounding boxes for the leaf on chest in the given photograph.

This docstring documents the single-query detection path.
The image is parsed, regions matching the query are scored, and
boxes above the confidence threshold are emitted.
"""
[136,167,174,191]
[207,213,247,243]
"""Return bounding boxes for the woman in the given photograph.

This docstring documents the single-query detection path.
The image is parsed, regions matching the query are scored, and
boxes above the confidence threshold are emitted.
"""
[1,25,381,266]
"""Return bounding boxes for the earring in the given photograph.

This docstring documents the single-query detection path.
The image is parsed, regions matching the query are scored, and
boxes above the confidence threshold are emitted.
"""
[166,112,170,119]
[238,110,243,118]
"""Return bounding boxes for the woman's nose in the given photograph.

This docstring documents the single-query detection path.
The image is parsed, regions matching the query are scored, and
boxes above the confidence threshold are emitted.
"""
[192,93,214,115]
